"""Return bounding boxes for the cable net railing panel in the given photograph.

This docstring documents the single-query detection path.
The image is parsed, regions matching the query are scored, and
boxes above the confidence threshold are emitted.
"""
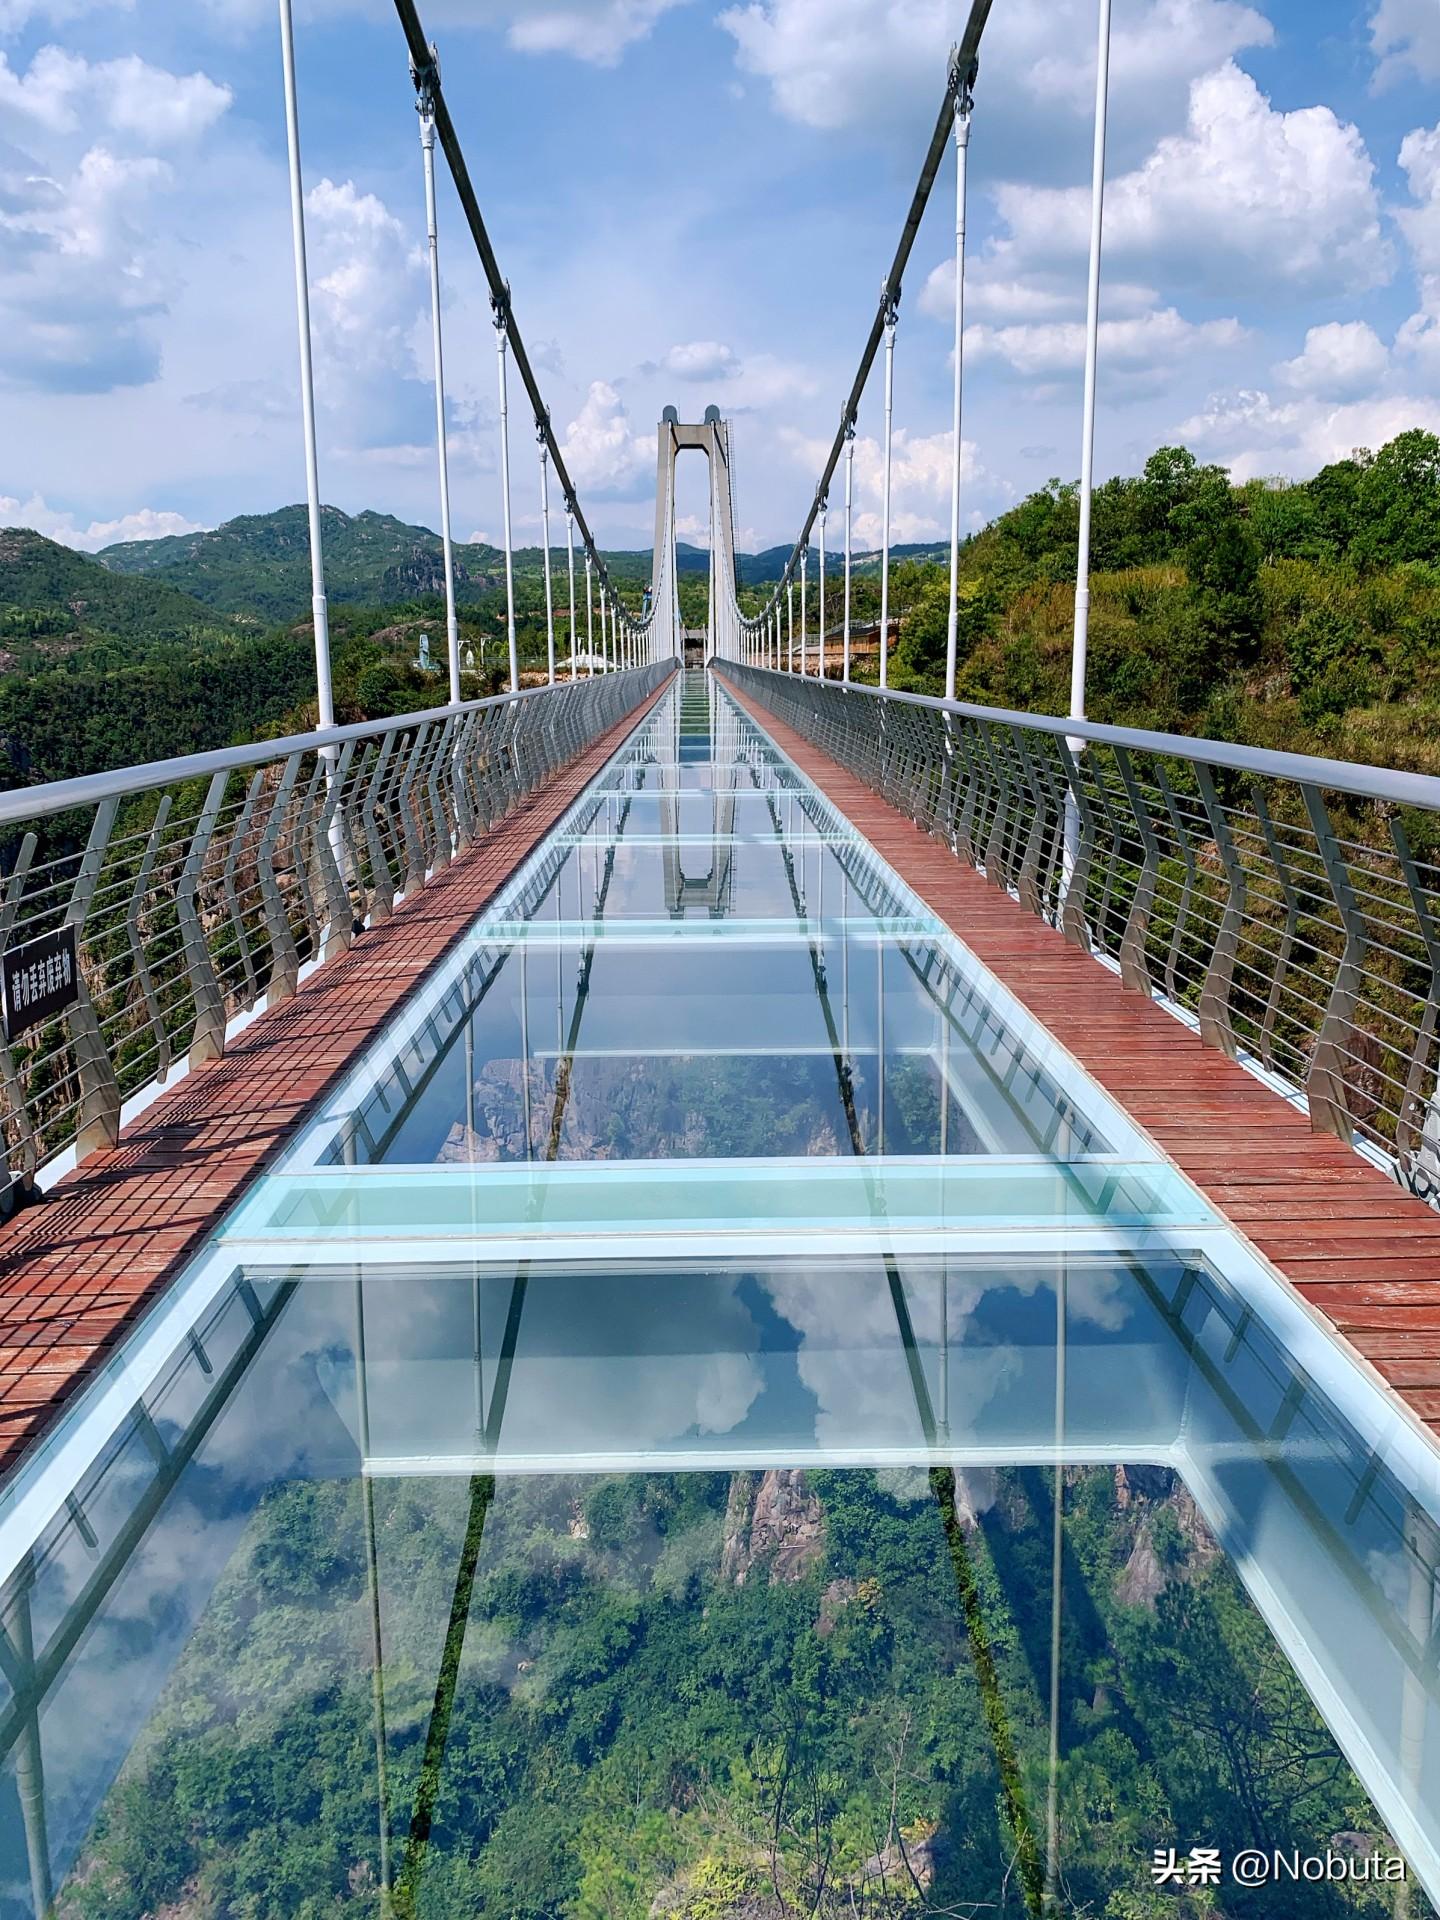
[0,665,669,1201]
[728,663,1440,1203]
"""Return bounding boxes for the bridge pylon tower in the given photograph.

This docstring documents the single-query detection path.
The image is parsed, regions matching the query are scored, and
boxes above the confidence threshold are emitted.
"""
[654,405,740,665]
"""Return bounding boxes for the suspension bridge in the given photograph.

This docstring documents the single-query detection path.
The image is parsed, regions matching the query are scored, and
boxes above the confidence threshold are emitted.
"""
[0,0,1437,1913]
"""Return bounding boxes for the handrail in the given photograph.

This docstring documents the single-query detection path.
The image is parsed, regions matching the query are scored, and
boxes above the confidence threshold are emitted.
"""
[725,661,1440,1203]
[0,679,566,830]
[771,669,1440,813]
[0,663,673,1203]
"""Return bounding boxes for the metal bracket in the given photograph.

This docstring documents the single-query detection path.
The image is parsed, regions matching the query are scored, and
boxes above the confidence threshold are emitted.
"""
[1055,739,1095,952]
[125,795,175,1084]
[257,754,302,1005]
[409,41,441,113]
[179,771,232,1066]
[1112,748,1160,995]
[0,836,39,1204]
[1389,814,1440,1188]
[1302,781,1366,1141]
[1250,781,1300,1071]
[64,797,123,1161]
[1195,765,1245,1060]
[220,771,266,1012]
[1153,764,1198,1005]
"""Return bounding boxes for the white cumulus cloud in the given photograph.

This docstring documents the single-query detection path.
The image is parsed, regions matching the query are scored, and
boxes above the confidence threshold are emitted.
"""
[1398,123,1440,284]
[920,266,1167,328]
[1179,387,1440,481]
[0,144,175,388]
[505,0,685,64]
[1276,322,1390,400]
[658,339,741,381]
[200,0,683,65]
[305,177,425,394]
[559,380,651,495]
[784,424,991,546]
[965,307,1245,384]
[718,0,1271,169]
[0,493,206,551]
[990,62,1390,300]
[1371,0,1440,86]
[0,47,231,140]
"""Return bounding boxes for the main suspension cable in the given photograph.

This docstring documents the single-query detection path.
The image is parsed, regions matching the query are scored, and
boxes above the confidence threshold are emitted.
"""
[735,0,994,640]
[394,0,651,634]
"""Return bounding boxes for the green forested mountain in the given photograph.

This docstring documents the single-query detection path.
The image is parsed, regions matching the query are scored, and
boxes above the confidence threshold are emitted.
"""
[0,529,316,789]
[803,429,1440,782]
[100,506,505,625]
[100,505,688,624]
[96,507,933,623]
[0,526,239,656]
[58,1463,1417,1920]
[11,425,1440,790]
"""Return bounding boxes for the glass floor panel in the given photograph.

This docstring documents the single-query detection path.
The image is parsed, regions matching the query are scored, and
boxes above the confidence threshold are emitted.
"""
[539,830,908,920]
[282,929,1112,1168]
[0,673,1437,1918]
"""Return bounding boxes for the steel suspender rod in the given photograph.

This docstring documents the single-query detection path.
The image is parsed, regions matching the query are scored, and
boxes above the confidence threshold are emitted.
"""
[748,0,994,626]
[394,0,648,633]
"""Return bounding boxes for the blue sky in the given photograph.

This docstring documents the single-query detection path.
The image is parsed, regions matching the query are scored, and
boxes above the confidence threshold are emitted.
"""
[0,0,1437,556]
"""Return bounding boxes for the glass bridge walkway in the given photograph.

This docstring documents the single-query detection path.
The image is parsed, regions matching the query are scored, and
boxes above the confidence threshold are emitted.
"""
[0,671,1436,1918]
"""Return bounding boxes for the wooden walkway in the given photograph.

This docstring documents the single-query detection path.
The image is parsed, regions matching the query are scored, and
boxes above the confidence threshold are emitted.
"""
[723,675,1440,1446]
[0,684,668,1478]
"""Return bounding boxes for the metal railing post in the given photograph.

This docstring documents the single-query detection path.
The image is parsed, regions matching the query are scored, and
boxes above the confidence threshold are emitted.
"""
[65,799,123,1160]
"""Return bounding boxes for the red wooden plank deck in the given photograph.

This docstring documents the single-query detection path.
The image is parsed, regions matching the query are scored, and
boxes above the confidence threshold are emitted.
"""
[723,674,1440,1447]
[0,683,669,1477]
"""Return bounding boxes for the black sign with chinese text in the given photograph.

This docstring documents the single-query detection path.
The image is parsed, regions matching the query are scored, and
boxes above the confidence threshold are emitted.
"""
[3,925,80,1040]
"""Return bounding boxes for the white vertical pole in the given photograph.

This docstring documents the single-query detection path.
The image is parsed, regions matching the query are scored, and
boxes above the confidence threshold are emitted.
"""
[277,0,335,734]
[842,427,854,683]
[945,88,973,705]
[1072,0,1111,734]
[799,548,808,677]
[818,504,826,681]
[1064,0,1112,893]
[417,89,461,706]
[565,506,577,681]
[787,578,794,673]
[584,551,594,673]
[879,303,897,690]
[494,312,519,692]
[707,512,716,658]
[538,432,555,686]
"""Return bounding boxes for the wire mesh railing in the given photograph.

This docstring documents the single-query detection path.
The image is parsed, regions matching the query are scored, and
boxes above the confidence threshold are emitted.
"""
[726,662,1440,1202]
[0,664,670,1205]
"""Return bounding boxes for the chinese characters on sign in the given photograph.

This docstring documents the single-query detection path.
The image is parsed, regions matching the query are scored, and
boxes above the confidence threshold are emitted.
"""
[2,925,80,1041]
[1152,1849,1221,1886]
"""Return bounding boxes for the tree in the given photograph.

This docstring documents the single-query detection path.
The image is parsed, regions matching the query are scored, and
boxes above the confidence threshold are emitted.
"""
[1352,429,1440,569]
